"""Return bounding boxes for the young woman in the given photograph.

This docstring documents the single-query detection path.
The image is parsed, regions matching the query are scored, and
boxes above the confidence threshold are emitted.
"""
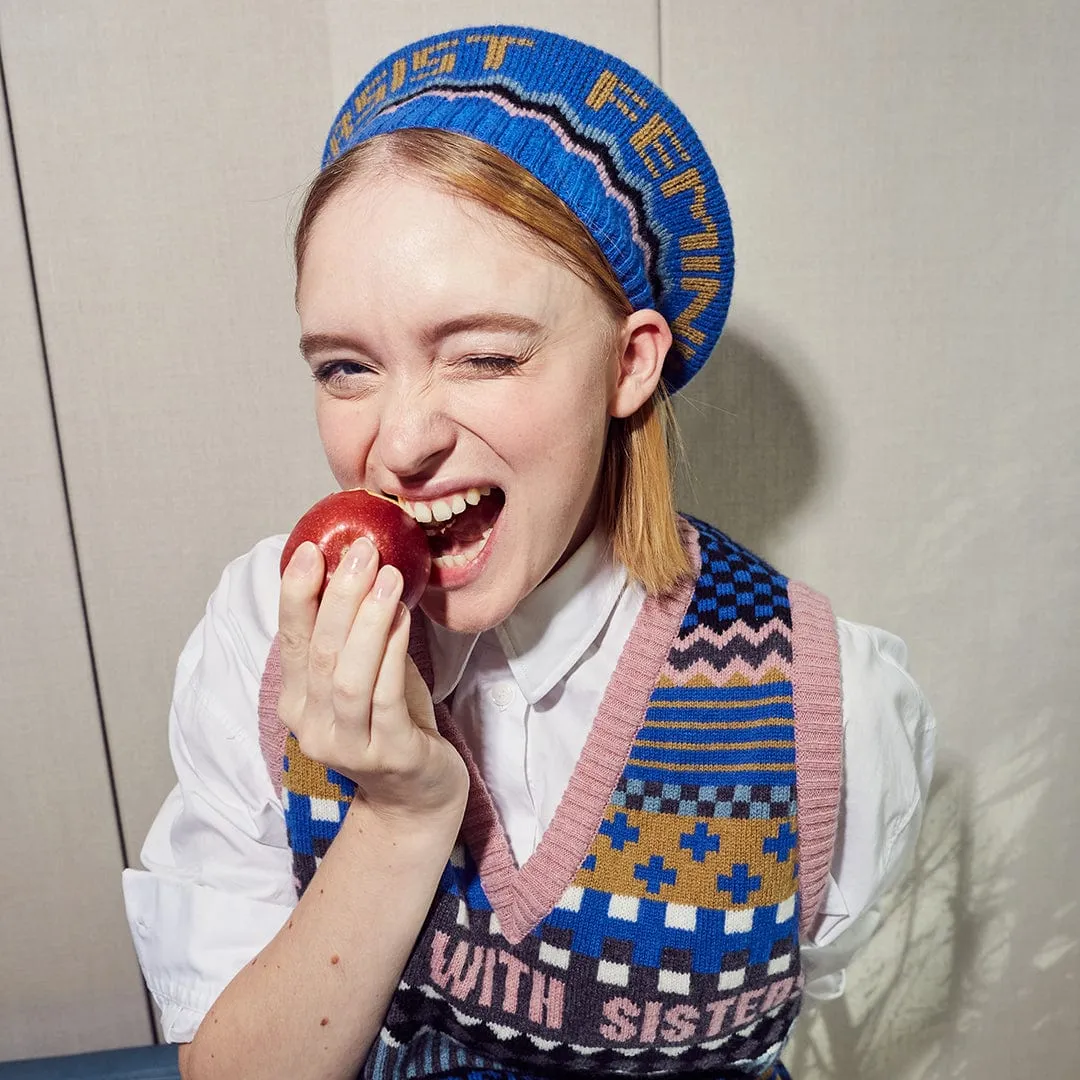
[123,25,935,1080]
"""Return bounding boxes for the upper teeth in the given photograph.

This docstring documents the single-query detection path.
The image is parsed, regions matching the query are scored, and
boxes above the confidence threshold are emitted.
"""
[399,487,490,525]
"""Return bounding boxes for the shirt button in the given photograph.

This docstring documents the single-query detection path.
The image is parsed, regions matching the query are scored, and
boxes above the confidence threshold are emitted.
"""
[490,684,515,709]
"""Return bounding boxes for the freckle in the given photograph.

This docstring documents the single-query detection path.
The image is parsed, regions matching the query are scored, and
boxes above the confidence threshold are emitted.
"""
[330,954,340,965]
[320,888,324,894]
[288,920,294,929]
[320,1017,329,1026]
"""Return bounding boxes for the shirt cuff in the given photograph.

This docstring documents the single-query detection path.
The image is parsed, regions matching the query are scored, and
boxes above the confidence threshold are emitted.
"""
[123,867,293,1042]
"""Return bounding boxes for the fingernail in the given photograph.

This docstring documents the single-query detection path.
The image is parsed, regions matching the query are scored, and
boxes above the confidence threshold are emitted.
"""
[291,542,318,573]
[373,564,401,602]
[345,537,375,573]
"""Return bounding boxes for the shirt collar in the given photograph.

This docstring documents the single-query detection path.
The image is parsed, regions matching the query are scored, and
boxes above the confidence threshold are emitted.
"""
[425,529,628,705]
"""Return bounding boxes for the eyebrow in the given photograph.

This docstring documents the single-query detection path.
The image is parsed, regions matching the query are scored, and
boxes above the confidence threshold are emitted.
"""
[418,312,544,347]
[299,331,364,360]
[299,313,543,361]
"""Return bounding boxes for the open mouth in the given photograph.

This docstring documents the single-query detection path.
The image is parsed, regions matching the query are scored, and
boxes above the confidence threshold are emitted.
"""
[399,487,506,569]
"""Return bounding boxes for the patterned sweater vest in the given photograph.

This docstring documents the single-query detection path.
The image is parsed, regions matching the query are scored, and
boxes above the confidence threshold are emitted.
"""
[257,520,843,1079]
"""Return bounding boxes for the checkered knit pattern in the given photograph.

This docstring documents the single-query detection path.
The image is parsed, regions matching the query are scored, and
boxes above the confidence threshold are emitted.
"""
[320,25,733,393]
[273,522,830,1079]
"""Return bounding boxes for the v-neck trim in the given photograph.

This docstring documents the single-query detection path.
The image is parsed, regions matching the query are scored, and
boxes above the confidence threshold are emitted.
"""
[409,522,700,945]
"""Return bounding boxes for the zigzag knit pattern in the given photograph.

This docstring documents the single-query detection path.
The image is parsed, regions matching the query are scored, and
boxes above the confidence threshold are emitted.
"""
[267,521,841,1078]
[321,25,734,392]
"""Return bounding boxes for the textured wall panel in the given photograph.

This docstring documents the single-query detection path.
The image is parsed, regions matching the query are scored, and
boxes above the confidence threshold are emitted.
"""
[323,0,659,100]
[0,1,333,857]
[0,40,151,1061]
[663,1,1079,1076]
[1,0,658,873]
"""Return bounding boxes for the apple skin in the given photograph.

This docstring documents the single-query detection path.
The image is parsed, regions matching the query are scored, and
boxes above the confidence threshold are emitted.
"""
[280,490,431,608]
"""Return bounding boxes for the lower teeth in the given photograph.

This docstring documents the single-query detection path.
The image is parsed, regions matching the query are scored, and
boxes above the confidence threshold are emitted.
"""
[432,527,492,569]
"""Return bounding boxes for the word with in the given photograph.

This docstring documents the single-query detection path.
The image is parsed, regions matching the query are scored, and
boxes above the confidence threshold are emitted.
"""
[429,930,565,1030]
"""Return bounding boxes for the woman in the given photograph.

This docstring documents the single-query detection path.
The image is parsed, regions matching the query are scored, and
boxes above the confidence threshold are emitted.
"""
[124,25,934,1080]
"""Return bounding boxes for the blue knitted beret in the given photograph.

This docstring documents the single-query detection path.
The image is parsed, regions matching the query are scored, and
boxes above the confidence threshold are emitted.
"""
[323,26,733,392]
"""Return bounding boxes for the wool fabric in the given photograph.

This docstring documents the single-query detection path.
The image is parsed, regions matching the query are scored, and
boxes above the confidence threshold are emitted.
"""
[258,520,843,1077]
[320,25,733,392]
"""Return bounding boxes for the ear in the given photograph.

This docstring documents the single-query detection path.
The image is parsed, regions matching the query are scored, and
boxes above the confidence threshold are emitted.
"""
[609,309,673,419]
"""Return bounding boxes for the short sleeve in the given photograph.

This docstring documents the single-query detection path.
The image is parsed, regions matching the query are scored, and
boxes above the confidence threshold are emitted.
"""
[799,619,936,1000]
[121,534,296,1042]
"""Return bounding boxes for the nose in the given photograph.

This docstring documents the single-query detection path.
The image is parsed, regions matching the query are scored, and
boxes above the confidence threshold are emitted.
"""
[371,378,456,482]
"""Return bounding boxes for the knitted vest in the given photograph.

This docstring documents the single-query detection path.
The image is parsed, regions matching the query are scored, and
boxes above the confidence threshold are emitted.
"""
[258,520,843,1079]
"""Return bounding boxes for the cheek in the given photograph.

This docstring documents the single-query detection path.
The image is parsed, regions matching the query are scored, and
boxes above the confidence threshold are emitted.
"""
[315,401,375,486]
[514,380,610,490]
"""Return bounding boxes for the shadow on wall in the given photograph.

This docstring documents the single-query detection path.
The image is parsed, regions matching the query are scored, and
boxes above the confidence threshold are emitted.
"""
[673,327,824,552]
[787,710,1059,1079]
[672,329,1072,1077]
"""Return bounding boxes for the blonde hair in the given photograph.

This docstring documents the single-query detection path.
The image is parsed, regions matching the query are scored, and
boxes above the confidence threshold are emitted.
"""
[294,129,691,594]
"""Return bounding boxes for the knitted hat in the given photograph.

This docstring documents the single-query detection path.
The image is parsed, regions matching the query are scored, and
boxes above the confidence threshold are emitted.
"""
[323,26,733,392]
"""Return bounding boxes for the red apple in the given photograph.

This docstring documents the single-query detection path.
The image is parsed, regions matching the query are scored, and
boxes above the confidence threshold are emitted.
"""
[280,489,431,608]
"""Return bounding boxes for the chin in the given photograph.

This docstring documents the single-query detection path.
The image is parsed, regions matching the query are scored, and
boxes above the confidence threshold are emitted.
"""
[419,586,520,636]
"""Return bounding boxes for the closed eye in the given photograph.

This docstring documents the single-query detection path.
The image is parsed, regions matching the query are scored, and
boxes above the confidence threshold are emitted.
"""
[463,355,523,375]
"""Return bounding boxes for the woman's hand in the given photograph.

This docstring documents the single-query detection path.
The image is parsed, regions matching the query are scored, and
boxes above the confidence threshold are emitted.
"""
[277,538,469,822]
[180,538,466,1080]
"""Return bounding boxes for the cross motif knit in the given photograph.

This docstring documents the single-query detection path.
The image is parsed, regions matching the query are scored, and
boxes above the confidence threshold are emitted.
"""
[258,519,843,1078]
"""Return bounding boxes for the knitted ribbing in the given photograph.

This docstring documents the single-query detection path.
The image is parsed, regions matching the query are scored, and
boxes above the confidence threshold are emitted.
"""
[259,521,843,1078]
[787,582,844,934]
[320,26,734,392]
[257,533,841,936]
[443,523,698,943]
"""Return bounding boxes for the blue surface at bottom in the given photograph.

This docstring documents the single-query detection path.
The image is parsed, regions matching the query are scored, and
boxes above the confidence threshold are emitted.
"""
[0,1044,179,1079]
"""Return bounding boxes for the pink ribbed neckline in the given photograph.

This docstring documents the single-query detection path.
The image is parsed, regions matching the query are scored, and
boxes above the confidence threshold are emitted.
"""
[787,581,844,937]
[258,638,286,798]
[256,530,845,943]
[409,522,700,944]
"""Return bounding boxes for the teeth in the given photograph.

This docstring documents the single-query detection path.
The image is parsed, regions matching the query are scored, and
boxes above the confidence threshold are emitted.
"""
[431,527,493,570]
[399,487,495,524]
[434,552,468,568]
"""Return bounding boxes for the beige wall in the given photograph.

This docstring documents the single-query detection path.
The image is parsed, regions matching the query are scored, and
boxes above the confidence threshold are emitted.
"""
[0,19,150,1055]
[1,1,1075,1074]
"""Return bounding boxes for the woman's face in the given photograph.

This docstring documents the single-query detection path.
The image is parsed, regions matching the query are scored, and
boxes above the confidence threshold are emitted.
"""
[297,175,622,633]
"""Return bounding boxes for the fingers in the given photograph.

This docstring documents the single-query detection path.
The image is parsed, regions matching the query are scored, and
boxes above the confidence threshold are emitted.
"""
[370,600,410,719]
[277,541,414,779]
[333,565,404,727]
[277,541,324,718]
[305,539,381,715]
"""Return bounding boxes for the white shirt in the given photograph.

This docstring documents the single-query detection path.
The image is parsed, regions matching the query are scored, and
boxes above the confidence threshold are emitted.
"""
[122,531,936,1044]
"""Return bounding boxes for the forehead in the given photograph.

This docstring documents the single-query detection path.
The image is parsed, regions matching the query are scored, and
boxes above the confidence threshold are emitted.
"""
[297,175,584,319]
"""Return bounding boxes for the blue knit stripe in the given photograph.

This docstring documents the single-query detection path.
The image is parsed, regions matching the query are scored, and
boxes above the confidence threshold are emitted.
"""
[651,681,792,702]
[645,701,796,722]
[623,764,798,786]
[638,722,795,743]
[629,744,796,766]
